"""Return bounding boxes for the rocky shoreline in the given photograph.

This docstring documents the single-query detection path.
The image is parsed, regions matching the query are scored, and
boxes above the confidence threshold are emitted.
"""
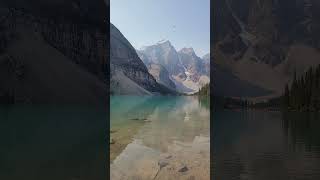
[111,136,210,180]
[110,120,146,162]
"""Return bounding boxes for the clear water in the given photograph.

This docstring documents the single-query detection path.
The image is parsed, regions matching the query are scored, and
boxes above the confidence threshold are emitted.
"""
[110,96,210,180]
[213,110,320,180]
[0,106,107,180]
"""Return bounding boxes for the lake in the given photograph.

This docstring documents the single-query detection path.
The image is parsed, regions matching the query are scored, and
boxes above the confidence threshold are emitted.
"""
[110,96,210,180]
[0,106,107,180]
[213,110,320,180]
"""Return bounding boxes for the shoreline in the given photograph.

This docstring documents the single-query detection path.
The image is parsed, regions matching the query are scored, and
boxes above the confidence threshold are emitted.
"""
[110,120,147,162]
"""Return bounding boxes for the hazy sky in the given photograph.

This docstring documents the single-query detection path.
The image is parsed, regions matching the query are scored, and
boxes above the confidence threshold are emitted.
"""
[110,0,210,57]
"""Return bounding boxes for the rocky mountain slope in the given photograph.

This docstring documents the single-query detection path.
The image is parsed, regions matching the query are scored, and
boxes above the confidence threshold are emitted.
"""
[147,64,176,90]
[179,48,205,78]
[138,41,209,93]
[213,0,320,98]
[0,1,108,105]
[110,24,176,95]
[202,53,210,77]
[136,50,176,91]
[138,40,186,79]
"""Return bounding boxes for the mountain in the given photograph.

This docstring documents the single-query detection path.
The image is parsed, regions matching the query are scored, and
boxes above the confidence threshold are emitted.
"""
[139,40,186,79]
[138,41,210,93]
[0,1,108,105]
[147,64,176,90]
[110,24,176,95]
[179,48,209,80]
[202,53,210,76]
[203,53,210,62]
[179,48,204,76]
[177,47,210,92]
[212,61,272,97]
[136,50,176,90]
[212,0,320,98]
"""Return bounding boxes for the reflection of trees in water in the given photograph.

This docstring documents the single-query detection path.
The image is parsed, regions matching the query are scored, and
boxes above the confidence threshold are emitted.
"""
[213,111,320,180]
[198,96,210,110]
[213,152,247,180]
[282,112,320,151]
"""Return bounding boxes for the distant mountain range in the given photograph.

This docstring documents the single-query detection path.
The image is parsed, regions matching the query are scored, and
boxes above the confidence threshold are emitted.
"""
[110,24,178,95]
[137,41,209,93]
[213,0,320,99]
[110,24,209,95]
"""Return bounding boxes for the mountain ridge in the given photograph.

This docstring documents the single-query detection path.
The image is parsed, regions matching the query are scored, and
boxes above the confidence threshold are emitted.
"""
[110,23,177,95]
[213,0,320,99]
[0,3,108,105]
[138,40,210,93]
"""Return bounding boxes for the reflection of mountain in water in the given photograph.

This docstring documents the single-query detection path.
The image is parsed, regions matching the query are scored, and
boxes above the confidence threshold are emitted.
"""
[213,111,320,180]
[136,97,210,152]
[282,112,320,151]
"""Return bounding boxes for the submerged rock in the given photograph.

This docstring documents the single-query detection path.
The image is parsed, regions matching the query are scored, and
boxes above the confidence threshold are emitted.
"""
[110,129,117,133]
[178,166,188,173]
[158,159,169,169]
[129,118,147,121]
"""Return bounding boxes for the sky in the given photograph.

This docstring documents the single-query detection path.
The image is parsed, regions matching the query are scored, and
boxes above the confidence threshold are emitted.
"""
[110,0,210,57]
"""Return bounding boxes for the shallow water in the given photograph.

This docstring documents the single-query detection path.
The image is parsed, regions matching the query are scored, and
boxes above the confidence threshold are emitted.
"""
[110,96,210,180]
[213,110,320,180]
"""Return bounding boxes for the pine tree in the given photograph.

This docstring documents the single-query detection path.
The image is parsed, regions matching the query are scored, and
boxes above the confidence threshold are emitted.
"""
[284,83,290,108]
[197,83,210,97]
[283,65,320,111]
[291,70,298,110]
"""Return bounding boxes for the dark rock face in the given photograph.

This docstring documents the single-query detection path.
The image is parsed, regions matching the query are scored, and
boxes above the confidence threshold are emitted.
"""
[1,0,107,30]
[212,0,320,97]
[0,1,108,105]
[40,22,107,80]
[0,0,108,78]
[214,0,320,64]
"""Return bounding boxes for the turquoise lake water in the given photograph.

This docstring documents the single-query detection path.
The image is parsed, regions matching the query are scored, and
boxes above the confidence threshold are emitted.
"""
[110,96,210,180]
